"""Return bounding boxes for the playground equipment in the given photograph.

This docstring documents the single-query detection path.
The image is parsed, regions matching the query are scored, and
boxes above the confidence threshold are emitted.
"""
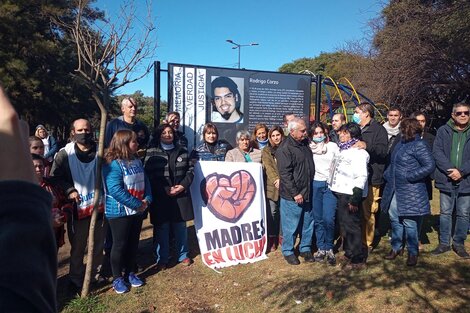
[301,70,388,123]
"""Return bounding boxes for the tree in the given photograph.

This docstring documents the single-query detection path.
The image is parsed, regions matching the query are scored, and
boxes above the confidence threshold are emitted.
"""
[55,0,157,297]
[361,0,470,117]
[0,0,98,132]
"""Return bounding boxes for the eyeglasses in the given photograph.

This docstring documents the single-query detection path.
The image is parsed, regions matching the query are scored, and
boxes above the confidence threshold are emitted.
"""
[454,111,470,116]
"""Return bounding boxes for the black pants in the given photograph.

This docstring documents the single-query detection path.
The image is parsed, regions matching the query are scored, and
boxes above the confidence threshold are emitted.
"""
[108,214,143,279]
[335,193,364,264]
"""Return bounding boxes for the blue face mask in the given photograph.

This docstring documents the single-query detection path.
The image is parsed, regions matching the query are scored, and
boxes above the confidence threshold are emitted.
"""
[352,113,361,124]
[312,135,325,143]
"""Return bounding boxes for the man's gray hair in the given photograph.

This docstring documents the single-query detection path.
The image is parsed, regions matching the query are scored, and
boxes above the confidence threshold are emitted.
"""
[287,118,306,132]
[452,102,470,113]
[121,97,136,108]
[235,130,251,142]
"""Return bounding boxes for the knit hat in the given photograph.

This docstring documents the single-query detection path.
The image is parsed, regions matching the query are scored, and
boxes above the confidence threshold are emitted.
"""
[36,124,46,131]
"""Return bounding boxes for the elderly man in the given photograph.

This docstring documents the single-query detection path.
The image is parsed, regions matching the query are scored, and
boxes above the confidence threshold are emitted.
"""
[105,97,149,148]
[432,102,470,258]
[352,103,388,252]
[276,118,315,265]
[50,118,105,293]
[329,113,346,144]
[211,76,244,123]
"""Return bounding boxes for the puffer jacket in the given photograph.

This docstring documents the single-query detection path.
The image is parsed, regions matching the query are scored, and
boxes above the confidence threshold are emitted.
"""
[381,136,435,216]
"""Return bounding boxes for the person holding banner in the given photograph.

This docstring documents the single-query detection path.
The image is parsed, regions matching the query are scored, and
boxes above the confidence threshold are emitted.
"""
[144,124,194,269]
[262,126,285,252]
[225,130,262,163]
[190,123,232,162]
[276,118,315,265]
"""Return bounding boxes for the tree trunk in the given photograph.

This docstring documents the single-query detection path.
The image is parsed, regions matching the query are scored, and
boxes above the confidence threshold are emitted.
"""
[81,91,108,298]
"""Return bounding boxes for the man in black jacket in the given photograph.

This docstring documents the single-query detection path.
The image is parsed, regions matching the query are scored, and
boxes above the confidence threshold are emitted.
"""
[276,118,315,265]
[352,103,388,252]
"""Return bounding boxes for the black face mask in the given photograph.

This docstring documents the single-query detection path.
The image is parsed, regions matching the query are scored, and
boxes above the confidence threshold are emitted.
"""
[74,133,93,145]
[137,137,147,147]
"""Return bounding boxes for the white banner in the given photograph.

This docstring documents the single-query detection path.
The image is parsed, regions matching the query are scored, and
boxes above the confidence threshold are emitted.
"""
[195,68,206,148]
[184,67,195,148]
[172,66,184,116]
[191,161,267,269]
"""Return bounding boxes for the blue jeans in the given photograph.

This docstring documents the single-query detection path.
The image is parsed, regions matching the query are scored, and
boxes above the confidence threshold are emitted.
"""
[312,180,337,251]
[280,198,314,256]
[153,221,188,264]
[389,194,423,256]
[439,190,470,246]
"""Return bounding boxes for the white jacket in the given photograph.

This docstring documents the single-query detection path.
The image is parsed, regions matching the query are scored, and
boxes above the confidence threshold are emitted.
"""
[328,147,370,197]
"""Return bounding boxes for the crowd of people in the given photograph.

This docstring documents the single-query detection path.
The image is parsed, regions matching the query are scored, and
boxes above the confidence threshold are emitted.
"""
[24,97,470,296]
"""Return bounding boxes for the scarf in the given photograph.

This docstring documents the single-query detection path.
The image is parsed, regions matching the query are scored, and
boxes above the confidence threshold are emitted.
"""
[161,143,175,151]
[383,121,401,140]
[309,141,327,155]
[338,138,359,151]
[257,138,269,149]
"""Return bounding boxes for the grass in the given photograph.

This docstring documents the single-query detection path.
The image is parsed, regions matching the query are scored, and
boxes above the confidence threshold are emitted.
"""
[58,189,470,313]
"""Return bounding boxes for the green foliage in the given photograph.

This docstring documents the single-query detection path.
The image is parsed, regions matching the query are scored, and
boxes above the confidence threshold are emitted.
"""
[0,1,100,133]
[62,295,106,313]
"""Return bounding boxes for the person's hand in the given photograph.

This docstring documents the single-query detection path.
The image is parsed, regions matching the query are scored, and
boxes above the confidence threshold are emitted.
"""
[51,208,65,227]
[169,185,185,196]
[353,140,367,150]
[273,179,280,189]
[348,203,359,212]
[0,86,36,183]
[138,199,149,212]
[293,194,304,205]
[68,191,81,204]
[447,168,462,181]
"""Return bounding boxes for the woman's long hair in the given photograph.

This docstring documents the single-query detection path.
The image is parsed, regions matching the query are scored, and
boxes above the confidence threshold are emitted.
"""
[105,129,137,163]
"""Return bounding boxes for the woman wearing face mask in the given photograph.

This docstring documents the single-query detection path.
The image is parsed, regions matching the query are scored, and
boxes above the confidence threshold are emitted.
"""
[144,124,194,269]
[309,122,340,265]
[262,126,285,252]
[190,122,233,162]
[251,123,269,150]
[225,130,262,163]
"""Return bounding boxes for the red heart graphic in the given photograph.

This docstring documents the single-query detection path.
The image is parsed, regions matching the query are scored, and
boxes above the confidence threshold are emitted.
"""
[201,170,257,223]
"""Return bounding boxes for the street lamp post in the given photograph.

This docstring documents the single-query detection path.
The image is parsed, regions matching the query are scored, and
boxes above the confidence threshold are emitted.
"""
[226,39,259,69]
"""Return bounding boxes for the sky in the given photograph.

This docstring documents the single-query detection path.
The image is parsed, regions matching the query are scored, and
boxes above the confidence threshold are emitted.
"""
[96,0,384,99]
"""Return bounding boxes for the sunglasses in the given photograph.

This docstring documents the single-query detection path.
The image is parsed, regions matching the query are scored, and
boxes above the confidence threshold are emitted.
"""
[454,111,470,116]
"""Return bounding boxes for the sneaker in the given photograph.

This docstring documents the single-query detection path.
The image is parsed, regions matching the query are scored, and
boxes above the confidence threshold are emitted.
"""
[325,249,336,266]
[181,258,192,266]
[113,277,129,294]
[313,250,326,262]
[128,272,144,288]
[299,251,315,263]
[431,244,451,255]
[452,245,470,259]
[284,254,300,265]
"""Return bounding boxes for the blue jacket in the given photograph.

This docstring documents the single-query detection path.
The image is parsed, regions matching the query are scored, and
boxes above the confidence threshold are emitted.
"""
[103,159,152,219]
[44,135,58,160]
[433,122,470,193]
[381,137,435,216]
